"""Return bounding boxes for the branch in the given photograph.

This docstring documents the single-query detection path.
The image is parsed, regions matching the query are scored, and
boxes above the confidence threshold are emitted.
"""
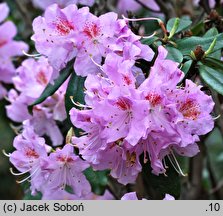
[199,0,211,13]
[14,0,32,29]
[184,142,205,199]
[155,0,177,19]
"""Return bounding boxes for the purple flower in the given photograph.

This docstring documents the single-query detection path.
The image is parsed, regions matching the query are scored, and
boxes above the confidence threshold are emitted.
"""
[121,192,138,200]
[32,4,154,77]
[32,4,79,70]
[139,46,184,91]
[42,189,80,200]
[6,57,67,146]
[9,121,49,195]
[92,142,142,185]
[13,57,53,98]
[41,144,91,197]
[163,194,175,200]
[0,3,28,99]
[42,189,113,200]
[0,3,9,22]
[117,0,160,14]
[121,192,175,200]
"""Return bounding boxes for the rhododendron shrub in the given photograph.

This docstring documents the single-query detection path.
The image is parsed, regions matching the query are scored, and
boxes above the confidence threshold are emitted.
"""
[1,0,223,200]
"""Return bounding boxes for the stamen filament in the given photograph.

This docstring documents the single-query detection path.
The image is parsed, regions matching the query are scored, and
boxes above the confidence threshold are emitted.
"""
[2,149,11,157]
[22,50,42,58]
[141,31,157,39]
[10,167,31,176]
[122,15,162,24]
[163,157,169,169]
[213,114,221,120]
[122,15,168,37]
[171,151,187,176]
[70,96,92,108]
[16,168,39,184]
[167,155,181,175]
[90,56,104,71]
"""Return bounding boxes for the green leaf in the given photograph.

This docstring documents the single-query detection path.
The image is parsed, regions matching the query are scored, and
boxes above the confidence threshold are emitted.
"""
[202,57,223,72]
[141,36,159,45]
[176,33,223,56]
[203,28,221,59]
[205,128,223,180]
[84,168,109,195]
[191,21,204,35]
[204,27,218,38]
[166,46,183,63]
[23,191,42,200]
[168,18,180,39]
[141,156,181,199]
[167,17,192,34]
[199,64,223,95]
[181,60,193,75]
[28,58,75,113]
[65,72,85,121]
[22,182,42,200]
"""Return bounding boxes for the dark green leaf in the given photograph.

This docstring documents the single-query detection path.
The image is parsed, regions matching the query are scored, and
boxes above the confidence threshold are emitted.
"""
[141,156,181,199]
[204,27,218,38]
[167,17,192,34]
[181,60,193,75]
[191,21,204,35]
[205,128,223,180]
[202,57,223,72]
[176,33,223,56]
[199,64,223,95]
[141,36,159,45]
[28,58,75,113]
[203,28,221,59]
[166,46,183,63]
[23,191,42,200]
[22,182,42,200]
[65,72,85,121]
[84,168,109,195]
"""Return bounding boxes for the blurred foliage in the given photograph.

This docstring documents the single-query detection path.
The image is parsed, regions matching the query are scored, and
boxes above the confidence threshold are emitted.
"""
[0,100,23,199]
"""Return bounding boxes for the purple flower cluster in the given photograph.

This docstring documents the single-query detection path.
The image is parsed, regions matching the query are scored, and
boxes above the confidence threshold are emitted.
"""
[6,2,216,200]
[6,57,67,146]
[0,3,28,99]
[9,122,113,199]
[70,46,215,184]
[31,3,154,76]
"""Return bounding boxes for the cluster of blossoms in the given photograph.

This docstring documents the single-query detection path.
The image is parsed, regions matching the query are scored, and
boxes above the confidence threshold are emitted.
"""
[70,46,215,184]
[31,3,153,77]
[6,57,67,146]
[0,3,28,99]
[8,121,113,199]
[6,2,216,200]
